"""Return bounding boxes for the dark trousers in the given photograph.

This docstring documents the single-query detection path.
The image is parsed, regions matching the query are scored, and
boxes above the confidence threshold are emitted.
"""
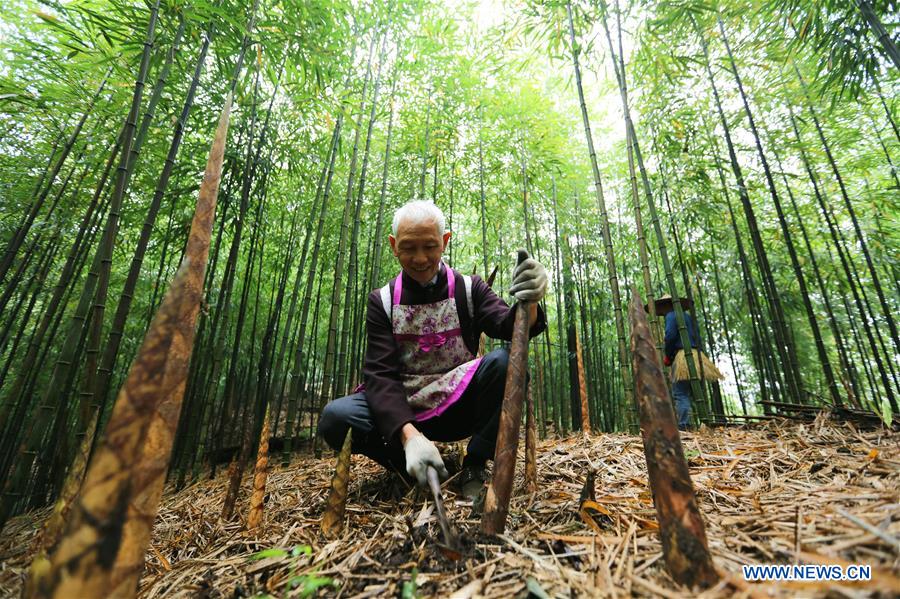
[317,348,509,474]
[672,380,692,430]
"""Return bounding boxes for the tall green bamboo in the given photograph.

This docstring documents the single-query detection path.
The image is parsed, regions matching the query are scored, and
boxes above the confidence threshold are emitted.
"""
[795,66,900,362]
[370,72,398,289]
[788,108,898,410]
[418,88,432,199]
[282,108,345,462]
[870,75,899,145]
[322,32,376,410]
[185,0,261,476]
[566,0,633,421]
[0,126,105,321]
[701,115,780,407]
[856,0,900,71]
[694,15,802,403]
[255,179,302,441]
[84,23,211,451]
[0,0,162,529]
[268,134,335,440]
[717,15,811,402]
[599,4,706,416]
[779,148,862,405]
[0,153,115,478]
[222,120,274,520]
[708,237,748,414]
[0,67,113,286]
[0,134,101,332]
[549,177,565,432]
[761,124,842,405]
[341,20,390,396]
[211,57,266,453]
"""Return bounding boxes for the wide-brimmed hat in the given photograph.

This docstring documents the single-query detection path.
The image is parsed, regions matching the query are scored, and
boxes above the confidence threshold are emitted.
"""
[644,293,693,315]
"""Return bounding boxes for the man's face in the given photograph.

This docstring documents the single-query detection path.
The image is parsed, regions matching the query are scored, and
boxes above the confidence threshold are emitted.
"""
[389,218,452,284]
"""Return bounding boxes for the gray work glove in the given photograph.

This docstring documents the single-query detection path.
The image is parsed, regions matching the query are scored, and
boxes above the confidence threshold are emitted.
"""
[404,434,448,486]
[509,249,548,302]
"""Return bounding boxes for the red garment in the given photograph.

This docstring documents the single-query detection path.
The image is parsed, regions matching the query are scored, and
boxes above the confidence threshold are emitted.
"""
[363,263,546,442]
[663,355,672,367]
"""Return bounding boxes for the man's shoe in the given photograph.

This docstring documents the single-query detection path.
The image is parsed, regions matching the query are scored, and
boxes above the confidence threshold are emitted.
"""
[456,464,488,501]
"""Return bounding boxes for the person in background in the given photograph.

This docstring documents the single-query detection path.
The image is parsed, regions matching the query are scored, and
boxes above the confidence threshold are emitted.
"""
[652,294,722,430]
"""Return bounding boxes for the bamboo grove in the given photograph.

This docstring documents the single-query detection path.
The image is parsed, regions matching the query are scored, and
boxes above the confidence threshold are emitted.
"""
[0,0,897,528]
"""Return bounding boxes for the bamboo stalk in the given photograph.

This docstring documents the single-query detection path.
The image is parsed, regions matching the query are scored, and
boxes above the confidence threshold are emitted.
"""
[35,93,233,599]
[179,9,262,471]
[343,19,392,396]
[325,32,377,406]
[283,113,343,463]
[524,382,537,494]
[321,428,353,539]
[0,66,112,286]
[88,24,212,435]
[857,0,900,70]
[576,330,590,432]
[482,252,530,535]
[600,6,707,417]
[628,287,718,589]
[788,106,895,408]
[216,54,270,465]
[717,15,808,402]
[565,0,633,422]
[692,14,801,404]
[369,70,398,289]
[247,407,271,530]
[0,2,161,531]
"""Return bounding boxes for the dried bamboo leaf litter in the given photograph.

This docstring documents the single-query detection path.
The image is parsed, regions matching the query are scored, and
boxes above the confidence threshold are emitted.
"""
[1,416,898,598]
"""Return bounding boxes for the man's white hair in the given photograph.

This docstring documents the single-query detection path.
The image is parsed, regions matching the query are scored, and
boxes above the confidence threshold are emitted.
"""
[392,199,446,236]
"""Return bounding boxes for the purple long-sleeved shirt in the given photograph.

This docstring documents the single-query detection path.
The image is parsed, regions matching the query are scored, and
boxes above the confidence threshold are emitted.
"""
[363,264,546,442]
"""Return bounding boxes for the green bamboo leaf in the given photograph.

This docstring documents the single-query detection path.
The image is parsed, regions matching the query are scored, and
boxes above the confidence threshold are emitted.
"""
[249,547,288,560]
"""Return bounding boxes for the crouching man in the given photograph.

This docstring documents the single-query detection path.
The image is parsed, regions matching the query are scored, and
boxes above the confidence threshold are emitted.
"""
[318,200,547,499]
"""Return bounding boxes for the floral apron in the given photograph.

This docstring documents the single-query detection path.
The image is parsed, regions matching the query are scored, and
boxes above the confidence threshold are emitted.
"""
[391,266,482,421]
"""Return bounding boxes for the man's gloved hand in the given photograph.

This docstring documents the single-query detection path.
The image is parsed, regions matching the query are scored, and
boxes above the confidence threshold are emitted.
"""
[404,434,448,486]
[663,355,672,366]
[509,250,548,302]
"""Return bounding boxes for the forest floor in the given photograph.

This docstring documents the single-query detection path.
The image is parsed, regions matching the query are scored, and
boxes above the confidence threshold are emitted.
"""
[1,415,899,598]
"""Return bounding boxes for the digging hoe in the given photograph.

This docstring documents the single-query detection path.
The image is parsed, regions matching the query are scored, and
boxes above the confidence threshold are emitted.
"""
[426,466,463,560]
